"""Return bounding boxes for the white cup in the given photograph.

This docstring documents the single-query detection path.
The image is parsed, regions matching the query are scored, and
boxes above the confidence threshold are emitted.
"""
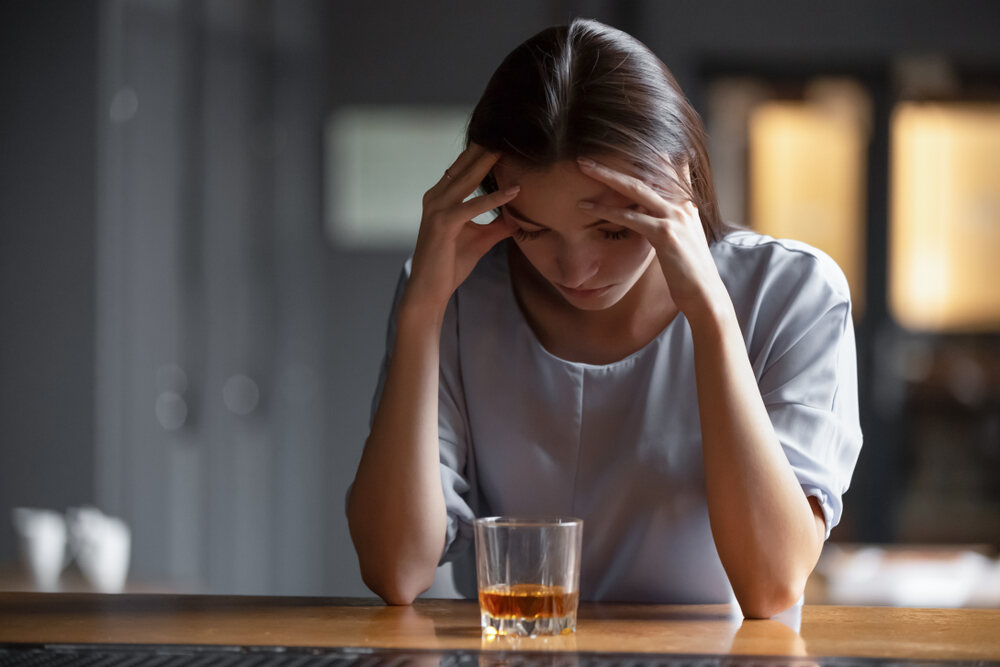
[11,508,69,592]
[66,506,131,593]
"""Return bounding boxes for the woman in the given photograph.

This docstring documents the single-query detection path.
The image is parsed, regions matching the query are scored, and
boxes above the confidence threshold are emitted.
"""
[346,18,862,618]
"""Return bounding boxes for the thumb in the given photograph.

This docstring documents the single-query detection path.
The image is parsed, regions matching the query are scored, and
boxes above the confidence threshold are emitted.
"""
[468,217,512,258]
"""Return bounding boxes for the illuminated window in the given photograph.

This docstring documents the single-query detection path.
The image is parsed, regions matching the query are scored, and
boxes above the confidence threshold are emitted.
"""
[709,78,870,317]
[324,106,473,249]
[889,103,1000,332]
[747,81,870,315]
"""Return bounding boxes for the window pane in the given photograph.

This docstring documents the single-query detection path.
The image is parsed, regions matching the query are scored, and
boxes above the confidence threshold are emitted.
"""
[890,103,1000,331]
[324,106,472,249]
[749,98,868,315]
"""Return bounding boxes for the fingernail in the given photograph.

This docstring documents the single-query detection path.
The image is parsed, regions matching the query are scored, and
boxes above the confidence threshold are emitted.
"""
[577,200,594,209]
[577,157,595,168]
[504,186,520,196]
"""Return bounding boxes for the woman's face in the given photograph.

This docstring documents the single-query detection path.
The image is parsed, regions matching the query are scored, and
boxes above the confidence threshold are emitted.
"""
[493,158,658,311]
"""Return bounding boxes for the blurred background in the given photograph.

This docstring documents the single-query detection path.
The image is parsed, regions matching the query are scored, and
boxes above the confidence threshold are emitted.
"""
[1,0,999,605]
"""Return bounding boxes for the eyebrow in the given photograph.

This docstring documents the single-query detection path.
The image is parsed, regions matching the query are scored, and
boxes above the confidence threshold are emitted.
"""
[503,203,613,229]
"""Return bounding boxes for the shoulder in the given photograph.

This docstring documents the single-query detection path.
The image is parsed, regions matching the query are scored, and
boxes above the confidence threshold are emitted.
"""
[712,229,852,306]
[712,230,855,349]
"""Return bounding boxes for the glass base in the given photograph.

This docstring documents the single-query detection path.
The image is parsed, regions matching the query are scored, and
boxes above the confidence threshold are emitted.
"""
[481,611,577,637]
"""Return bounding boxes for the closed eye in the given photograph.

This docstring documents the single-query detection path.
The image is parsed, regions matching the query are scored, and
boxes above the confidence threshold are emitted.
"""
[513,227,546,241]
[502,206,630,242]
[602,228,631,241]
[501,208,547,241]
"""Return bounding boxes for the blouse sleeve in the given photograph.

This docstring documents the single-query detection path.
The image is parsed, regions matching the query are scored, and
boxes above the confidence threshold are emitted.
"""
[366,261,477,564]
[750,248,864,539]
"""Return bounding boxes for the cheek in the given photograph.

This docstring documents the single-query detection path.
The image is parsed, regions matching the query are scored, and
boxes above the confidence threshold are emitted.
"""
[608,237,655,273]
[513,239,557,275]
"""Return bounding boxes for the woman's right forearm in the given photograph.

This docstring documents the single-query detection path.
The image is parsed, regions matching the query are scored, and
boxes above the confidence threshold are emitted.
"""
[347,296,449,605]
[349,145,515,603]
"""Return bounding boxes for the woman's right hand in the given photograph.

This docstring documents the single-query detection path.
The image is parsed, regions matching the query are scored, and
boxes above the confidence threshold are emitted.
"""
[403,144,520,313]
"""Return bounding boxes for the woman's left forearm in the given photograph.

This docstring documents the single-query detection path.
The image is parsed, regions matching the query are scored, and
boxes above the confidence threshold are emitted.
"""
[569,157,826,616]
[687,296,826,619]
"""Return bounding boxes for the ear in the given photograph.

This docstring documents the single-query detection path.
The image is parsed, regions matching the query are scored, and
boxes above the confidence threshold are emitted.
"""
[492,157,528,191]
[491,159,508,186]
[483,169,498,193]
[486,160,507,193]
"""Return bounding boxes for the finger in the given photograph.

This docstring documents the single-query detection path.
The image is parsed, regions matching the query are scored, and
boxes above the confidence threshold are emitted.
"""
[576,200,673,239]
[446,142,491,176]
[452,184,519,224]
[442,148,502,200]
[577,157,685,214]
[431,143,493,191]
[465,216,513,258]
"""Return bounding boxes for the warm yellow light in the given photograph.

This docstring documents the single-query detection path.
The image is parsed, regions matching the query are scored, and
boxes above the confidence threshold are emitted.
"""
[749,102,867,316]
[890,103,1000,332]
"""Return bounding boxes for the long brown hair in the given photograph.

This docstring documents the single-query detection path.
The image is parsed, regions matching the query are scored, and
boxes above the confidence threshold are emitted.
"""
[468,18,728,242]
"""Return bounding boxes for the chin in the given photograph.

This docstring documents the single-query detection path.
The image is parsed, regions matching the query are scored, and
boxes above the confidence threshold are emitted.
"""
[558,285,628,311]
[569,300,617,311]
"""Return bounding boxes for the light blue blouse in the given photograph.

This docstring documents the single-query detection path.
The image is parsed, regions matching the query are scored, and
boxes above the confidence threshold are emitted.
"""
[370,231,863,604]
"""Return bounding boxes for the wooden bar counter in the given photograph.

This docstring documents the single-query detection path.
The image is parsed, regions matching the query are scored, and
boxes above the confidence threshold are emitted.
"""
[1,593,999,662]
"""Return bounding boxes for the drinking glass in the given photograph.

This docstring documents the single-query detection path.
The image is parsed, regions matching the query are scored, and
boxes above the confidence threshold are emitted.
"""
[474,516,583,636]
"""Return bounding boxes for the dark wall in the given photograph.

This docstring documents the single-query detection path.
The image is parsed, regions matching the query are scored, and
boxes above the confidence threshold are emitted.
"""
[324,1,1000,107]
[0,1,98,563]
[638,1,1000,79]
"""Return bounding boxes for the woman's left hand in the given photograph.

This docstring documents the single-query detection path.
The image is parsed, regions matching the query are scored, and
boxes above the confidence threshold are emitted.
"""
[576,157,728,324]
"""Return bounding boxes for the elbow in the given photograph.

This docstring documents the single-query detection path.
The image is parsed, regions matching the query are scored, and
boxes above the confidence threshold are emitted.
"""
[736,578,804,620]
[361,565,436,606]
[348,529,442,605]
[350,526,438,606]
[346,491,446,605]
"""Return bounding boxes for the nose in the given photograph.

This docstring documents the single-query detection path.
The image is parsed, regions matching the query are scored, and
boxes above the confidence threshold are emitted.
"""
[555,242,600,288]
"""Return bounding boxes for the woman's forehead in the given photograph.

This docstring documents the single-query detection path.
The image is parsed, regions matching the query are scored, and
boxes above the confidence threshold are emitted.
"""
[497,154,639,176]
[496,158,633,202]
[494,159,638,230]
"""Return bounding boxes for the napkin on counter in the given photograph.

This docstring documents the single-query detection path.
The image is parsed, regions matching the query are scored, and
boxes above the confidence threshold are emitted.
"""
[817,543,1000,607]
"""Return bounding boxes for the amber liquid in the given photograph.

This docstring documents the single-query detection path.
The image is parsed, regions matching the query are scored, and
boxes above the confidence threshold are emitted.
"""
[478,584,579,620]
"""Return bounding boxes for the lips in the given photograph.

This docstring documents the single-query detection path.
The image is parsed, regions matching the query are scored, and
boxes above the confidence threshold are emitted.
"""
[557,284,612,299]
